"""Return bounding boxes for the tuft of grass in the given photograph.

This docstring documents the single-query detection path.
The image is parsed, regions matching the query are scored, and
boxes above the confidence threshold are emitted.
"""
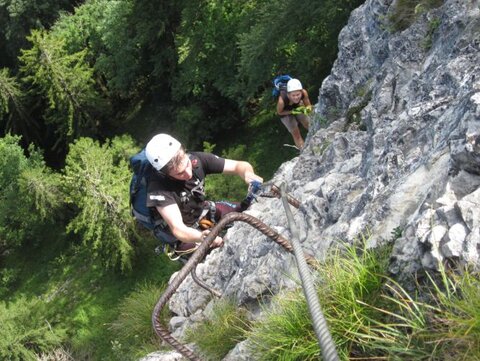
[422,17,441,50]
[185,298,251,360]
[247,241,395,360]
[37,347,75,361]
[108,283,169,359]
[345,91,371,131]
[424,267,480,360]
[246,238,480,361]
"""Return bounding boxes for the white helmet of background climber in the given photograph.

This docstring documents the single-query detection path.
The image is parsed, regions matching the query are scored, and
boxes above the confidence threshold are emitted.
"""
[145,133,181,171]
[287,78,303,93]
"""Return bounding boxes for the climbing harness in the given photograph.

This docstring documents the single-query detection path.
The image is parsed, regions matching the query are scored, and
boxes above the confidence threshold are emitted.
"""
[164,243,201,262]
[161,182,263,262]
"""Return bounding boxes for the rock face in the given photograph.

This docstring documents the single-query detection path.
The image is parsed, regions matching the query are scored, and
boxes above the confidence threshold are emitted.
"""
[147,0,480,359]
[311,0,480,276]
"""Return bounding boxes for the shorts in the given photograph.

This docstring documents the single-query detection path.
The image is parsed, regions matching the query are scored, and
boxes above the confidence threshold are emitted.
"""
[280,114,310,133]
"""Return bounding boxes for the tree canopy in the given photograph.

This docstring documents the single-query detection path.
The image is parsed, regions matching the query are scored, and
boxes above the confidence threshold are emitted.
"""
[1,0,363,159]
[0,0,363,269]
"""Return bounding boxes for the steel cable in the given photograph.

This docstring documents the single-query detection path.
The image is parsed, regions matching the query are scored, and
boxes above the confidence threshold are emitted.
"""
[279,182,339,361]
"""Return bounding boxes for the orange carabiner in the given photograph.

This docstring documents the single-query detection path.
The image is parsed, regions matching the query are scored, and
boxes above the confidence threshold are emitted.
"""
[199,218,214,229]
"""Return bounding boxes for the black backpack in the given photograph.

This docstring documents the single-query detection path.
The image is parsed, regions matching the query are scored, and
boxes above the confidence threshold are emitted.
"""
[129,149,176,245]
[129,148,158,229]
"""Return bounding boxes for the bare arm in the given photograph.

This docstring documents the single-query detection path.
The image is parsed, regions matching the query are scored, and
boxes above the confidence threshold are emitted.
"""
[156,204,223,247]
[277,96,292,116]
[156,204,204,243]
[302,89,312,108]
[223,159,263,184]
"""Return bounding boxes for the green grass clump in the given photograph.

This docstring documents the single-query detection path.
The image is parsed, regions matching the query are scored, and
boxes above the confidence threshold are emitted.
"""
[247,242,397,360]
[245,239,480,361]
[109,283,169,360]
[425,268,480,360]
[185,298,251,360]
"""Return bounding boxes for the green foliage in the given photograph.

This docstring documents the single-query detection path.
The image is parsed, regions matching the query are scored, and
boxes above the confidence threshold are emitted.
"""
[422,17,441,50]
[172,0,246,142]
[172,0,363,145]
[237,0,364,105]
[388,0,444,32]
[390,226,403,241]
[0,134,63,254]
[19,29,100,151]
[2,0,360,165]
[62,135,137,271]
[50,0,181,134]
[186,298,251,360]
[175,0,247,100]
[247,240,480,360]
[204,143,250,201]
[424,268,480,360]
[247,241,429,360]
[345,90,371,131]
[109,283,169,359]
[0,67,38,143]
[19,153,64,220]
[2,225,180,360]
[0,296,65,360]
[0,68,17,116]
[0,0,75,67]
[221,108,297,179]
[0,267,18,297]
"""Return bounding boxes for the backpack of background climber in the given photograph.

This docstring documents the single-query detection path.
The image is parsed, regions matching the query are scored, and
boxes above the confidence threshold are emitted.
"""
[272,74,293,98]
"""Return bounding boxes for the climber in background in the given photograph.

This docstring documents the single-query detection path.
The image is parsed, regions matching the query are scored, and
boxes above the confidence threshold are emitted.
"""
[276,78,312,150]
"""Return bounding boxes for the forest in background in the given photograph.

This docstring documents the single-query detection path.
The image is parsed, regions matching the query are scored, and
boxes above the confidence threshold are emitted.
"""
[1,0,362,166]
[0,0,363,359]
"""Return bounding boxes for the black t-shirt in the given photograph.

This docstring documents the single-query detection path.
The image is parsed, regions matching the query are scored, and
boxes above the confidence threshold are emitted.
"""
[280,90,305,111]
[146,152,225,226]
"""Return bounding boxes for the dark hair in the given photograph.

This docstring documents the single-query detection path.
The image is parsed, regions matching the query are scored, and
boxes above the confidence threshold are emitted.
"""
[162,145,186,174]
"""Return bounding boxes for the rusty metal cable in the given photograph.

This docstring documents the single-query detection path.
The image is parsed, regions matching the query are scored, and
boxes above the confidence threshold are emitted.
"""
[258,184,301,210]
[177,257,222,298]
[270,184,301,209]
[191,267,222,298]
[152,211,317,360]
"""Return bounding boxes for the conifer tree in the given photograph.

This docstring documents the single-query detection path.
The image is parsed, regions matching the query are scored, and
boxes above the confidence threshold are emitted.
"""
[19,30,99,151]
[62,136,137,271]
[0,134,63,255]
[0,68,38,143]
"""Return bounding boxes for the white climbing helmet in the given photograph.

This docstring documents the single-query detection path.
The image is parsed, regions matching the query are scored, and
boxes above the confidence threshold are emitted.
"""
[145,133,181,171]
[287,78,303,92]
